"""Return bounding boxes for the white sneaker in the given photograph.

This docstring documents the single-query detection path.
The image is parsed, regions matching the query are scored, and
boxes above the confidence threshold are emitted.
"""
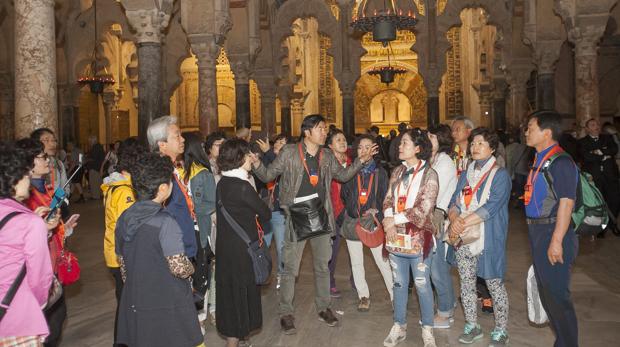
[421,326,437,347]
[383,323,407,347]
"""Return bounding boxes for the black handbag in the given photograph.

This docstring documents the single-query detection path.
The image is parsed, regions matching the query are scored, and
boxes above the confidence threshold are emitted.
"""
[289,197,332,241]
[218,201,272,285]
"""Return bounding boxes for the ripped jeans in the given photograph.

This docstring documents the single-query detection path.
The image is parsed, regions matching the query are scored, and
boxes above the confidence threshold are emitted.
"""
[390,254,434,326]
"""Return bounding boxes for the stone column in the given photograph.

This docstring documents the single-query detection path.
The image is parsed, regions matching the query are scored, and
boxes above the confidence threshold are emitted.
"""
[14,0,58,138]
[124,8,171,140]
[534,41,563,110]
[507,67,532,129]
[190,35,221,135]
[279,86,292,137]
[58,85,80,146]
[0,73,14,141]
[573,37,600,126]
[342,91,355,138]
[261,89,277,137]
[231,60,251,129]
[492,82,508,131]
[102,91,117,144]
[425,72,442,127]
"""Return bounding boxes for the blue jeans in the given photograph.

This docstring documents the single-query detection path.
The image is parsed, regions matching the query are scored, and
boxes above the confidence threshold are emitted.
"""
[430,238,456,317]
[263,210,286,273]
[390,254,434,326]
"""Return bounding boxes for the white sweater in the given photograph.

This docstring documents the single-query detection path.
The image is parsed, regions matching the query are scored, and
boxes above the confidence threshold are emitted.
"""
[432,152,457,211]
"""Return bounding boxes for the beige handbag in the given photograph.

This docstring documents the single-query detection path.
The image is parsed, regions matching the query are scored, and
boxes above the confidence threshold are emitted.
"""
[445,167,498,248]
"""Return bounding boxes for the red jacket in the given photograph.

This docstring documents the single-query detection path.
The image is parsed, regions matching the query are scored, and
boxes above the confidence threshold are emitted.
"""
[330,155,351,219]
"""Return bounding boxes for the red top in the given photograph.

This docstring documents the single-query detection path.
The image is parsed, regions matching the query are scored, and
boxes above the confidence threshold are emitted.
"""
[330,154,351,219]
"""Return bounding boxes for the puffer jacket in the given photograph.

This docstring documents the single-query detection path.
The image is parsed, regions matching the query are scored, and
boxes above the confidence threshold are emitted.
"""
[101,172,135,268]
[188,163,216,249]
[253,142,364,238]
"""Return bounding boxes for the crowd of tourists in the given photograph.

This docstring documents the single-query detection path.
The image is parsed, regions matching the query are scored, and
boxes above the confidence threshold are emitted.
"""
[2,109,618,347]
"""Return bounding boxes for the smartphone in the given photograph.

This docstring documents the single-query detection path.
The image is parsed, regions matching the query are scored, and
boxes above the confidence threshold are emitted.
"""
[66,214,80,227]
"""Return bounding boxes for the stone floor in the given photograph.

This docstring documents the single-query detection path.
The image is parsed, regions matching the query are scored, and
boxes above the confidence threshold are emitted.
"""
[59,201,620,347]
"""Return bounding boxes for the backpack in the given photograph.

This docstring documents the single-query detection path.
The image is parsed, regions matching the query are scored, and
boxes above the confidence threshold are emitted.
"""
[542,152,610,235]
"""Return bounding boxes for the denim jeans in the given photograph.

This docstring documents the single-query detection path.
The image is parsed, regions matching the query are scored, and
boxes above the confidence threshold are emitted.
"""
[263,210,285,273]
[430,237,456,317]
[390,254,434,326]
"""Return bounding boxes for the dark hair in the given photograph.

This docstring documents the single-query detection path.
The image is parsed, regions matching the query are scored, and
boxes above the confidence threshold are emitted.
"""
[183,132,212,180]
[528,110,563,141]
[30,128,55,141]
[205,131,227,156]
[585,118,598,127]
[403,128,432,161]
[131,152,174,201]
[217,138,251,172]
[300,114,326,138]
[117,137,148,174]
[326,128,345,147]
[398,122,408,133]
[0,142,34,198]
[428,124,454,156]
[353,134,376,159]
[15,138,44,162]
[468,127,500,153]
[273,133,290,144]
[369,126,380,134]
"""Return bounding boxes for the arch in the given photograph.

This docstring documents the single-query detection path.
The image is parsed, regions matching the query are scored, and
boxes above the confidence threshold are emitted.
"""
[370,90,412,123]
[272,0,342,81]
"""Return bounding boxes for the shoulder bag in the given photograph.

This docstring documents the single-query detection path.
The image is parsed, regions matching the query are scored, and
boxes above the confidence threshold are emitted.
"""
[218,200,272,285]
[354,172,385,248]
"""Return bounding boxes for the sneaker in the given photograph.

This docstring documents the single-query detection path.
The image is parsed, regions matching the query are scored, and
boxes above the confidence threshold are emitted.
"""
[489,329,509,347]
[481,298,494,313]
[422,326,437,347]
[280,314,296,335]
[238,339,253,347]
[318,308,339,327]
[383,323,407,347]
[432,315,452,329]
[358,297,370,312]
[330,287,341,298]
[276,274,281,290]
[207,311,216,327]
[458,322,484,344]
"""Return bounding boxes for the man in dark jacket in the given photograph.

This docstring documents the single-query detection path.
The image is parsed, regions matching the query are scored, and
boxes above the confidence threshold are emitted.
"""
[578,118,620,236]
[251,114,377,334]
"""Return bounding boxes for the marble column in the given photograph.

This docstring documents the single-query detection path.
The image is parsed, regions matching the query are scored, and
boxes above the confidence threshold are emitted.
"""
[261,90,277,136]
[427,95,439,128]
[103,91,116,144]
[232,61,251,129]
[342,88,355,138]
[574,38,600,126]
[190,35,221,135]
[14,0,58,138]
[58,85,80,146]
[279,87,292,137]
[507,68,532,129]
[536,72,555,110]
[124,8,171,140]
[0,86,14,141]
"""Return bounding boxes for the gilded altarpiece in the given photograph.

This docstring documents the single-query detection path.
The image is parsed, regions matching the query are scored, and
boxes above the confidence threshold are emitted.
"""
[445,27,464,118]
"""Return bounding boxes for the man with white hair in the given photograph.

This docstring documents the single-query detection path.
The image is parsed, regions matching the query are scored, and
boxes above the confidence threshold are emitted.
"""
[147,116,198,258]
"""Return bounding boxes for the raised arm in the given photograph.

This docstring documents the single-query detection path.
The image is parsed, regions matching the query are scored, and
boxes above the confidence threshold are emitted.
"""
[252,145,291,183]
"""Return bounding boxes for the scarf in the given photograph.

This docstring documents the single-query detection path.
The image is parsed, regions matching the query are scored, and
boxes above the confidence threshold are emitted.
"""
[360,160,377,175]
[222,168,255,190]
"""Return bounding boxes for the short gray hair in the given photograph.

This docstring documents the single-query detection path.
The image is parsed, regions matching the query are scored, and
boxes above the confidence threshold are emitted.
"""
[451,116,475,130]
[147,116,178,151]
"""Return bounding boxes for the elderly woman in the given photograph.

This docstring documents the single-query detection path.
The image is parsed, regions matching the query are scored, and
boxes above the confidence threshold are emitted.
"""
[0,142,54,346]
[447,127,511,346]
[383,129,439,347]
[340,134,393,312]
[216,139,271,347]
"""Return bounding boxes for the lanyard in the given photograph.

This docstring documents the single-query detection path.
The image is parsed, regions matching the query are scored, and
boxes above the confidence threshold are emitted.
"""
[395,161,423,212]
[463,163,497,209]
[173,171,196,220]
[523,145,563,206]
[298,143,323,187]
[256,217,265,247]
[356,172,375,206]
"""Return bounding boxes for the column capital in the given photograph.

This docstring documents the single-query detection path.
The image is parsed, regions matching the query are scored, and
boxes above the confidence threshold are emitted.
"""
[229,55,252,84]
[278,85,293,107]
[534,40,564,75]
[506,63,534,91]
[124,8,172,44]
[189,34,221,68]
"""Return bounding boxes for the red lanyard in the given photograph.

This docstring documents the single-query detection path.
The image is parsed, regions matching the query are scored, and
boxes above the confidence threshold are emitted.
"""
[463,163,497,209]
[396,161,423,212]
[298,143,323,186]
[357,172,375,206]
[173,172,196,220]
[523,145,563,205]
[256,217,265,247]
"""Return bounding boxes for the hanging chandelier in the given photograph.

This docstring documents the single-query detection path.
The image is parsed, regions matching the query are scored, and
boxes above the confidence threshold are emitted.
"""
[369,65,407,85]
[351,0,418,47]
[77,0,115,94]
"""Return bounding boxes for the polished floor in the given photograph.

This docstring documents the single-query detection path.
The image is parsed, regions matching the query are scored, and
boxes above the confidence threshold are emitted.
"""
[60,200,620,347]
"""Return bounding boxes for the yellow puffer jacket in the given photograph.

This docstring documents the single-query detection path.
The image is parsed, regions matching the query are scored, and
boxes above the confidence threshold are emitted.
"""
[101,173,135,268]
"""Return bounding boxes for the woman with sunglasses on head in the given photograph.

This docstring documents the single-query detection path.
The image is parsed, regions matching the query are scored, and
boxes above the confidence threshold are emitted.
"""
[382,128,439,347]
[447,127,511,346]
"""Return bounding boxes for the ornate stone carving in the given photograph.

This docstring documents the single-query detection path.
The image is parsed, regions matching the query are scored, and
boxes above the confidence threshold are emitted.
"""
[124,7,172,44]
[230,57,251,85]
[533,40,564,75]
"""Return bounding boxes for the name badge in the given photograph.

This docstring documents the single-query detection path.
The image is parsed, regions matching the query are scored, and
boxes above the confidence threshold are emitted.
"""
[359,189,369,205]
[523,184,532,206]
[462,185,473,208]
[397,196,407,212]
[309,170,319,186]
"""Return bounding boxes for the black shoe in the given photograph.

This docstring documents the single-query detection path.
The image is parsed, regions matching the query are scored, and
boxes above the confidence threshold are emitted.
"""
[280,315,296,335]
[318,308,339,327]
[597,230,606,239]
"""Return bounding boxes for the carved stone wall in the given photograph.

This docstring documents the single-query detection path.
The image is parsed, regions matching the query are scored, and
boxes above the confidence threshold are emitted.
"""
[445,26,463,118]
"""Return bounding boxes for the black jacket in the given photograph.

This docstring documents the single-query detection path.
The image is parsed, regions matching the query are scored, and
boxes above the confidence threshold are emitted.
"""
[340,163,389,221]
[578,134,619,181]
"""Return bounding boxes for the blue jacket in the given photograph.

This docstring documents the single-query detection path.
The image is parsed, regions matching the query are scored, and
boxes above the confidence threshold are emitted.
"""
[167,178,198,257]
[447,165,512,279]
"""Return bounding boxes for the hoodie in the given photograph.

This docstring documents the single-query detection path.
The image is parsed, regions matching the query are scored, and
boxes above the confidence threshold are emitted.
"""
[101,172,134,267]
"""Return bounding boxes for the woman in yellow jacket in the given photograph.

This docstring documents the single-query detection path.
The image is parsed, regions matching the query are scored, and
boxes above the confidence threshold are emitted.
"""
[101,138,146,344]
